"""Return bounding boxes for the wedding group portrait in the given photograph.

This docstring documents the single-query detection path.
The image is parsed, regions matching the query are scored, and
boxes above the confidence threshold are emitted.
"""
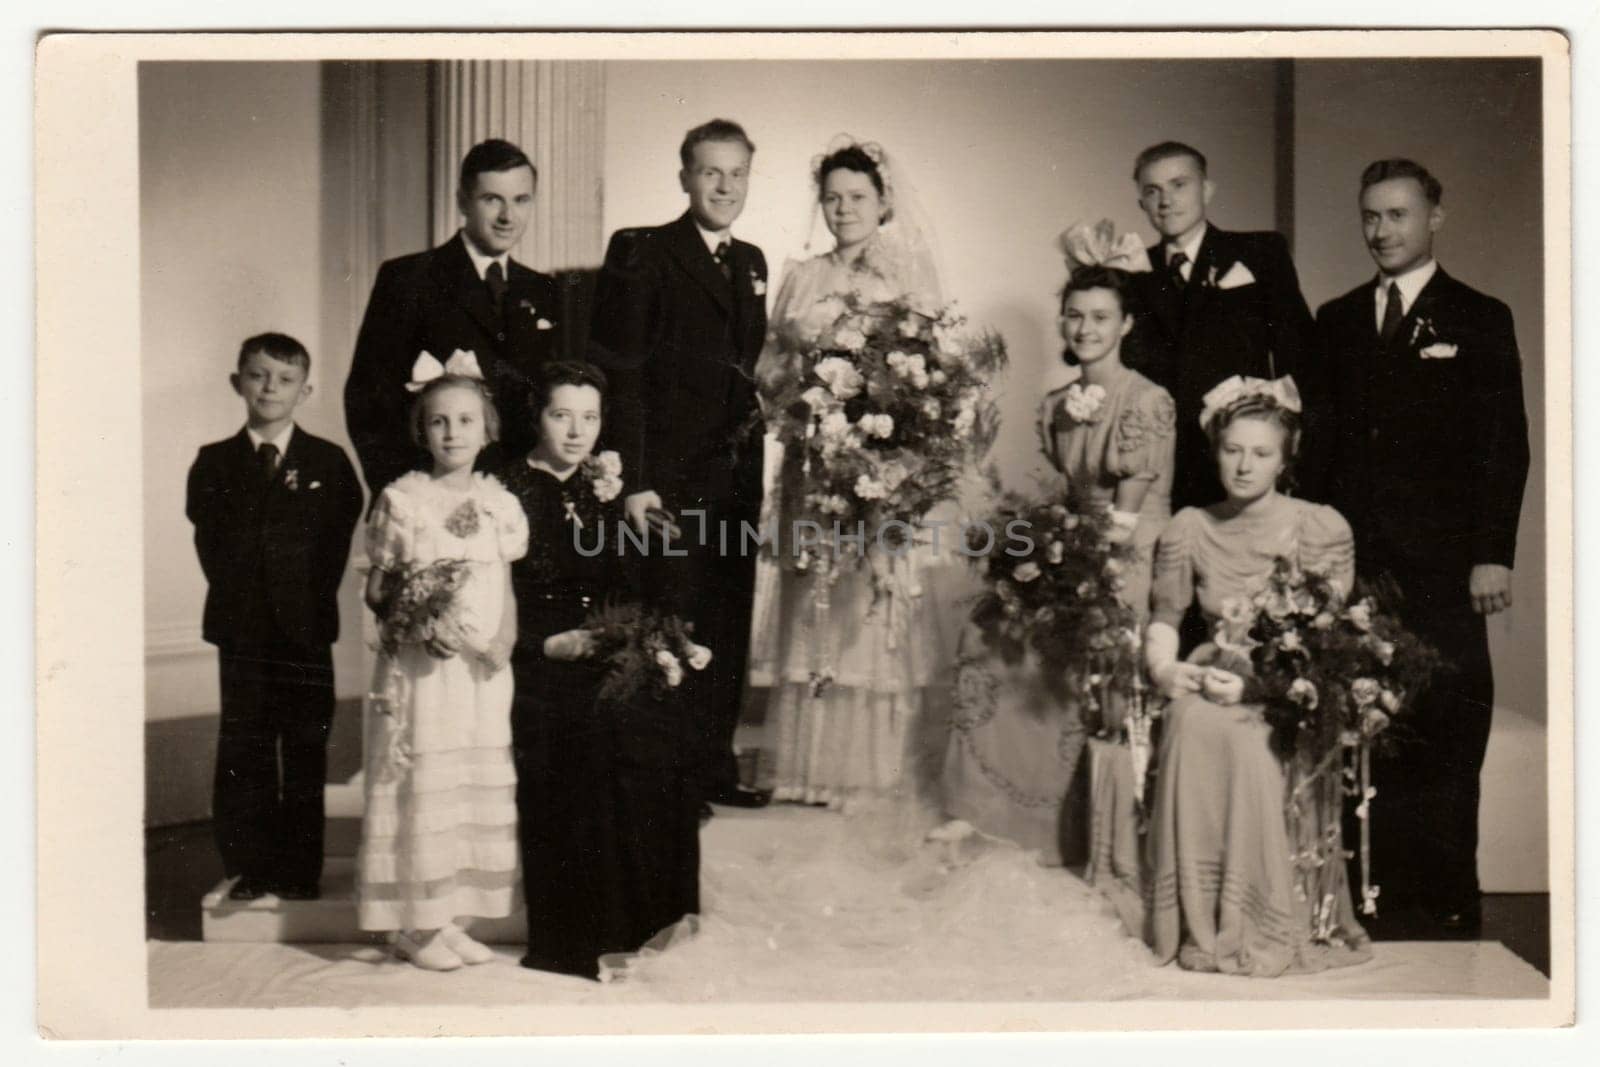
[33,32,1569,1035]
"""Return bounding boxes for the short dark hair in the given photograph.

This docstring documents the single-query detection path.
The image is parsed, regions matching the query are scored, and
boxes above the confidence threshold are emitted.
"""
[459,139,537,195]
[679,119,756,170]
[409,375,501,448]
[237,332,310,373]
[529,360,609,418]
[1360,158,1443,205]
[815,144,886,200]
[1132,141,1208,183]
[1058,266,1137,366]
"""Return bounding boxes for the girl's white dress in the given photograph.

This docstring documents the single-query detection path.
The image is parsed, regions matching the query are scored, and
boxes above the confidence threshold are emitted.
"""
[356,471,529,932]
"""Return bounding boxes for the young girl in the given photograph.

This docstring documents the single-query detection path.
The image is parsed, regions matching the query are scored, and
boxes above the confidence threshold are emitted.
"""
[356,354,529,971]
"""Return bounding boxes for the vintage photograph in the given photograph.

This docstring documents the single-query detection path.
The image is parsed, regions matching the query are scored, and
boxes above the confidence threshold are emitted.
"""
[36,30,1572,1037]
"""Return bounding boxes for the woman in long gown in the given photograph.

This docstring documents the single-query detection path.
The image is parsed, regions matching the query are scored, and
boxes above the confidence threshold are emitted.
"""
[942,262,1174,864]
[501,361,700,980]
[750,139,962,812]
[1119,377,1372,975]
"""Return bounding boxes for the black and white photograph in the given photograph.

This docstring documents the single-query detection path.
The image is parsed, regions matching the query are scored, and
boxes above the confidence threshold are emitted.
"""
[34,28,1574,1038]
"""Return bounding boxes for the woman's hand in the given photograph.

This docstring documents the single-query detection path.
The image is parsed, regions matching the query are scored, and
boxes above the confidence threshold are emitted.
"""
[476,639,513,673]
[1105,508,1140,546]
[1201,667,1246,706]
[1153,661,1207,700]
[543,629,596,661]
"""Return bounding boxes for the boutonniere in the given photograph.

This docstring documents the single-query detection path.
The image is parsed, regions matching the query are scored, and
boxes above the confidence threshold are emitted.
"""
[1409,315,1439,348]
[283,468,300,491]
[581,450,624,503]
[1201,264,1220,289]
[519,298,555,330]
[444,499,482,539]
[1061,382,1107,423]
[750,270,767,297]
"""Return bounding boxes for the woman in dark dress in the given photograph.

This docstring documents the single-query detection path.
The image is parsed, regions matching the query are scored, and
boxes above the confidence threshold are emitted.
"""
[501,360,700,980]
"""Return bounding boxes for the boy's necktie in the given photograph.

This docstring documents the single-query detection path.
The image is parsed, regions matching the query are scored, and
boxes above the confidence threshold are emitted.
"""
[258,442,280,484]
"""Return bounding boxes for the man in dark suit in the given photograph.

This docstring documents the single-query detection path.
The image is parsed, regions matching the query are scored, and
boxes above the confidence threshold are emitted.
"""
[1321,158,1530,937]
[344,139,563,496]
[187,333,365,901]
[1123,141,1318,509]
[588,119,771,814]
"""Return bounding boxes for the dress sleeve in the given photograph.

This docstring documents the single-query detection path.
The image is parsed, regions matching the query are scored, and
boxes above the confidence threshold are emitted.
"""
[365,485,412,570]
[1108,382,1177,482]
[1297,502,1356,598]
[485,478,530,563]
[1150,508,1197,631]
[1036,392,1064,471]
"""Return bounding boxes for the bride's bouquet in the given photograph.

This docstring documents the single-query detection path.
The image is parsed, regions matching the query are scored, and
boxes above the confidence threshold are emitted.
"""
[764,291,1007,581]
[579,601,713,704]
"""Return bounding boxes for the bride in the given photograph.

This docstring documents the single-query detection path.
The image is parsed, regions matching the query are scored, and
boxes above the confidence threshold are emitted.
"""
[748,137,967,815]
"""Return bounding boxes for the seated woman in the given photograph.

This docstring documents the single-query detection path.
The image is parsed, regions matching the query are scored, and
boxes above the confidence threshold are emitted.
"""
[1115,376,1372,976]
[500,361,700,981]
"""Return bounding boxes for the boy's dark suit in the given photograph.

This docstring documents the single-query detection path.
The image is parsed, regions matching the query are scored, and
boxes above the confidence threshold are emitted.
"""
[344,232,563,496]
[187,427,364,890]
[588,211,768,799]
[1320,267,1529,921]
[1125,226,1317,508]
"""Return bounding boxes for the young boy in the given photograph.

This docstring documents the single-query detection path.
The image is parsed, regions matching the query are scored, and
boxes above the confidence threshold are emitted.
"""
[186,333,364,901]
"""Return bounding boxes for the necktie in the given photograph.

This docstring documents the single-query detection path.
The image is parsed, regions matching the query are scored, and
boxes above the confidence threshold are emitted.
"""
[1168,249,1190,288]
[1379,281,1404,344]
[258,441,280,484]
[713,239,733,282]
[485,260,507,315]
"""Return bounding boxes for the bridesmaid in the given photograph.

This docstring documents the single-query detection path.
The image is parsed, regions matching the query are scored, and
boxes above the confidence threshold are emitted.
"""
[501,360,701,980]
[1120,377,1372,975]
[941,264,1174,864]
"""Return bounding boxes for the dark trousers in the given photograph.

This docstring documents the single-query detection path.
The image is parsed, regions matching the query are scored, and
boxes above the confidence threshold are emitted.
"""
[645,497,759,796]
[213,641,335,888]
[1356,559,1495,915]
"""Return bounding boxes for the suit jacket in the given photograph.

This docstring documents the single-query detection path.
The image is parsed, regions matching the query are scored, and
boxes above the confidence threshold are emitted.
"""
[587,212,768,511]
[1319,267,1529,576]
[343,232,563,496]
[186,427,365,650]
[1124,226,1317,508]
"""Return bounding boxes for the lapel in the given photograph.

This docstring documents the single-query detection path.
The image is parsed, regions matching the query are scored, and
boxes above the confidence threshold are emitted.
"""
[664,212,733,316]
[1143,243,1184,338]
[1386,266,1449,355]
[500,265,549,363]
[432,233,503,348]
[1182,225,1226,316]
[264,427,309,499]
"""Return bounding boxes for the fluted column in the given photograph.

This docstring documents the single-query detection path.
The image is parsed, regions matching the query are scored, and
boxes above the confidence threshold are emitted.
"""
[431,60,606,272]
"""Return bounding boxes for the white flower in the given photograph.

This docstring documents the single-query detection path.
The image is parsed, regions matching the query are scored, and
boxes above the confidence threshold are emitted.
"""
[801,385,834,412]
[594,450,622,477]
[1311,611,1336,630]
[1061,382,1107,422]
[921,397,941,420]
[1379,688,1401,713]
[1047,540,1065,565]
[1347,599,1374,632]
[1279,630,1304,653]
[854,475,887,500]
[879,461,910,491]
[1103,557,1124,577]
[929,369,948,386]
[1373,639,1395,665]
[834,325,868,352]
[857,412,894,439]
[592,475,623,503]
[1288,677,1319,709]
[951,407,977,438]
[1014,561,1041,583]
[815,294,849,323]
[655,649,684,687]
[898,315,923,339]
[1362,706,1391,736]
[1350,678,1382,706]
[814,356,864,399]
[820,411,851,438]
[686,643,713,671]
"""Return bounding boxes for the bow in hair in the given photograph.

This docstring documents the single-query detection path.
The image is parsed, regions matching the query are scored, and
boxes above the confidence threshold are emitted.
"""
[1198,375,1302,430]
[1058,219,1152,274]
[406,349,484,392]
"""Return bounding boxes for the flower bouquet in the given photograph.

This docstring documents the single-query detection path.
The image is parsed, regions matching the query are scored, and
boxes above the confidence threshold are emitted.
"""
[580,601,713,704]
[375,559,474,659]
[763,291,1007,579]
[1227,558,1440,923]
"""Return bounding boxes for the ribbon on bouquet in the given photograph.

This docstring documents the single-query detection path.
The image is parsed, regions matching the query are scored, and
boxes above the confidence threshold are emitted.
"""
[805,544,927,698]
[367,653,415,781]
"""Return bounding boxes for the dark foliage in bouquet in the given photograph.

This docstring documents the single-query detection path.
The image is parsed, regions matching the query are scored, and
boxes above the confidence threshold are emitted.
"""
[375,559,473,659]
[966,471,1143,712]
[580,600,713,704]
[1237,559,1442,761]
[763,292,1007,573]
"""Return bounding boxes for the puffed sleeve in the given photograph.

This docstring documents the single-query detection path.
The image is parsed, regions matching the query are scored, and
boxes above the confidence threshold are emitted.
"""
[489,480,530,563]
[1297,501,1356,598]
[1036,391,1065,471]
[365,484,413,570]
[1108,381,1177,482]
[1150,507,1198,631]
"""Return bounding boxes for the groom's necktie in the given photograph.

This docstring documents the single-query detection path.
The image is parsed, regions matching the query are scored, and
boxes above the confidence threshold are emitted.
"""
[713,239,733,282]
[1168,250,1190,288]
[1379,281,1404,344]
[485,260,507,317]
[258,442,280,485]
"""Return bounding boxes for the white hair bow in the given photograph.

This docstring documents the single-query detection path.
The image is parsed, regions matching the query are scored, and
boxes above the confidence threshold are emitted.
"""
[1058,219,1152,274]
[406,349,484,392]
[1199,375,1302,430]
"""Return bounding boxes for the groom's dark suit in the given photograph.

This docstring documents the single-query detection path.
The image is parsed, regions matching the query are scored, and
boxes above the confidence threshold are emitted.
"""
[1124,226,1317,509]
[344,232,563,496]
[588,211,768,798]
[1320,266,1529,920]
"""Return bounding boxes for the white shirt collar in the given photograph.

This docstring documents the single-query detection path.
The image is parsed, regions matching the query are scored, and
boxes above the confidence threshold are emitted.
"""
[695,221,732,257]
[460,230,511,282]
[246,422,295,453]
[1376,258,1438,315]
[1166,222,1208,268]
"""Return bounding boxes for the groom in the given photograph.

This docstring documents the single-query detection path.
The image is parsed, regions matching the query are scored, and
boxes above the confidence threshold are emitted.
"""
[1321,159,1529,937]
[588,119,772,814]
[1122,141,1318,509]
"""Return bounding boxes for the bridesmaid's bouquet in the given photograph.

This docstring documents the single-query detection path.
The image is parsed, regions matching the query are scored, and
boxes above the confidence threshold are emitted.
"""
[375,559,474,659]
[765,291,1007,581]
[580,601,713,704]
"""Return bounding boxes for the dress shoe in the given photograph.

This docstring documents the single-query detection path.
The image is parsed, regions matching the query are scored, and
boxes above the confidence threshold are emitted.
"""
[708,784,772,809]
[440,922,497,965]
[393,929,464,971]
[274,881,321,901]
[227,877,273,902]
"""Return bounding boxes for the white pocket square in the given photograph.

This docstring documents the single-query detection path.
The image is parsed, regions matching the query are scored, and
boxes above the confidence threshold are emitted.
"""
[536,318,554,330]
[309,480,322,489]
[1420,342,1459,359]
[1217,262,1256,289]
